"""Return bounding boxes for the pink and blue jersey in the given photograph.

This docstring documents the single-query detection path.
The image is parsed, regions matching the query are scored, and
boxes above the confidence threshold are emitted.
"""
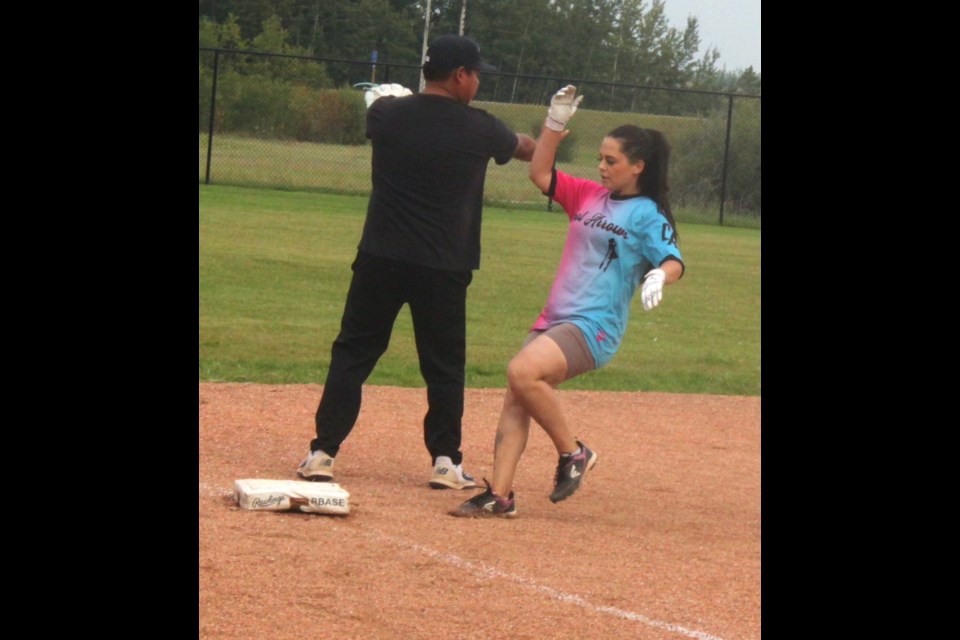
[532,170,683,368]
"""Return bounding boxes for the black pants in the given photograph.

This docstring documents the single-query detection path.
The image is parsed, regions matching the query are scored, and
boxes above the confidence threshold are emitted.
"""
[312,251,472,466]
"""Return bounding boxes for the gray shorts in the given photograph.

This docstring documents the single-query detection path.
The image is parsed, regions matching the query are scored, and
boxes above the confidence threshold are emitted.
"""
[523,323,597,382]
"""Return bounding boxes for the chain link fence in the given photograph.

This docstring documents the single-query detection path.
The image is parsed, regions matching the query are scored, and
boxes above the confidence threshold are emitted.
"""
[200,48,760,227]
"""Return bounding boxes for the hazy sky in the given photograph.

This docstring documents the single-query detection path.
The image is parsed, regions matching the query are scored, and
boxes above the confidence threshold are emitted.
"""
[661,0,761,73]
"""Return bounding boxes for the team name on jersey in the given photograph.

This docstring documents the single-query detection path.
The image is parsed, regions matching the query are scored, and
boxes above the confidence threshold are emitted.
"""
[573,212,629,239]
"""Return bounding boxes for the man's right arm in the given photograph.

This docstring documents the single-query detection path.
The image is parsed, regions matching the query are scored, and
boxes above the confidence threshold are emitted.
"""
[512,133,537,162]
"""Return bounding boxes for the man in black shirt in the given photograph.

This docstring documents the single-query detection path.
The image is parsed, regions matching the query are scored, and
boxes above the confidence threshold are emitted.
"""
[298,34,537,489]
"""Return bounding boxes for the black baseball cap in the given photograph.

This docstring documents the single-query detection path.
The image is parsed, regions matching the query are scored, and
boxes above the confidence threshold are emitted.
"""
[422,34,497,73]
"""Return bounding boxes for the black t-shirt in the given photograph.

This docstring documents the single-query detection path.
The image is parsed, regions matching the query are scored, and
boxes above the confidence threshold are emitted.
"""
[357,93,519,271]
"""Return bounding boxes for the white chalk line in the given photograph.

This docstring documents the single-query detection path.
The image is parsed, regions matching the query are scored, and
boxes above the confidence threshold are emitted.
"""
[360,527,724,640]
[199,481,234,499]
[200,482,724,640]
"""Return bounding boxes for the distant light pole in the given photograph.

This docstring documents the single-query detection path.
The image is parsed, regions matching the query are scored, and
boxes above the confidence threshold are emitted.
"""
[419,0,432,92]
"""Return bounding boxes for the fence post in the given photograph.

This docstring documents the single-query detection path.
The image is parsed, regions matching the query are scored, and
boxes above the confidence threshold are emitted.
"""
[719,94,734,225]
[205,50,220,185]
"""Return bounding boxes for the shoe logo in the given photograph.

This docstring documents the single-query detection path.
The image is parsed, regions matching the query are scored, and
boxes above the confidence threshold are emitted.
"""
[483,501,496,512]
[436,468,450,476]
[321,459,332,467]
[569,468,581,479]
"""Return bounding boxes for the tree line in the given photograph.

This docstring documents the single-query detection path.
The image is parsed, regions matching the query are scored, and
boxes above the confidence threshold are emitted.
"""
[198,0,760,97]
[199,1,760,216]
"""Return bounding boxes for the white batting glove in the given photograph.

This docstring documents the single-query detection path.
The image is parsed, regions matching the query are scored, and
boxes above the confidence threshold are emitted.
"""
[545,85,584,132]
[383,83,412,97]
[641,268,666,311]
[364,83,413,108]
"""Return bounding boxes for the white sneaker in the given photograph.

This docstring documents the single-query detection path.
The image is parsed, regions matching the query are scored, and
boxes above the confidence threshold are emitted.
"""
[297,449,335,482]
[430,456,479,490]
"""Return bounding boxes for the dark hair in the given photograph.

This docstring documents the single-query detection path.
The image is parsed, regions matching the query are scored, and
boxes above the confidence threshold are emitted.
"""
[422,67,456,82]
[607,125,679,242]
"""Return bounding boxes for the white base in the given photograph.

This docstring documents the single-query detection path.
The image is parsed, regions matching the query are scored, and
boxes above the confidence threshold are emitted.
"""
[234,479,351,515]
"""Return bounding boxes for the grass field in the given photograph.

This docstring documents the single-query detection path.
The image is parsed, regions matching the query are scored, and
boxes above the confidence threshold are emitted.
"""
[200,98,760,229]
[199,184,760,395]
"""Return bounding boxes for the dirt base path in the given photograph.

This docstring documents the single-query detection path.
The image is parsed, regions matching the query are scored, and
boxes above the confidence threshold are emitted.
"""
[199,383,761,640]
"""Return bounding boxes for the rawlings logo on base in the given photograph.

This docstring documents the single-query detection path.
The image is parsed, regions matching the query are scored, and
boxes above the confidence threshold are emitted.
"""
[252,495,287,509]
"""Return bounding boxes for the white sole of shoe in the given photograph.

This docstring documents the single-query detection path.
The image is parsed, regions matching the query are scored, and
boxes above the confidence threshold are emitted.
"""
[298,472,334,482]
[429,478,479,490]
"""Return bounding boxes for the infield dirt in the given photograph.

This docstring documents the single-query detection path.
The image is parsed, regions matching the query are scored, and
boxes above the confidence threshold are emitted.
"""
[199,383,760,640]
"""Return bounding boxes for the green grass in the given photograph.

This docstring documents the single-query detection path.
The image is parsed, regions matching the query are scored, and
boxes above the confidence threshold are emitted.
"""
[199,184,760,395]
[200,101,759,228]
[474,100,704,163]
[199,110,693,205]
